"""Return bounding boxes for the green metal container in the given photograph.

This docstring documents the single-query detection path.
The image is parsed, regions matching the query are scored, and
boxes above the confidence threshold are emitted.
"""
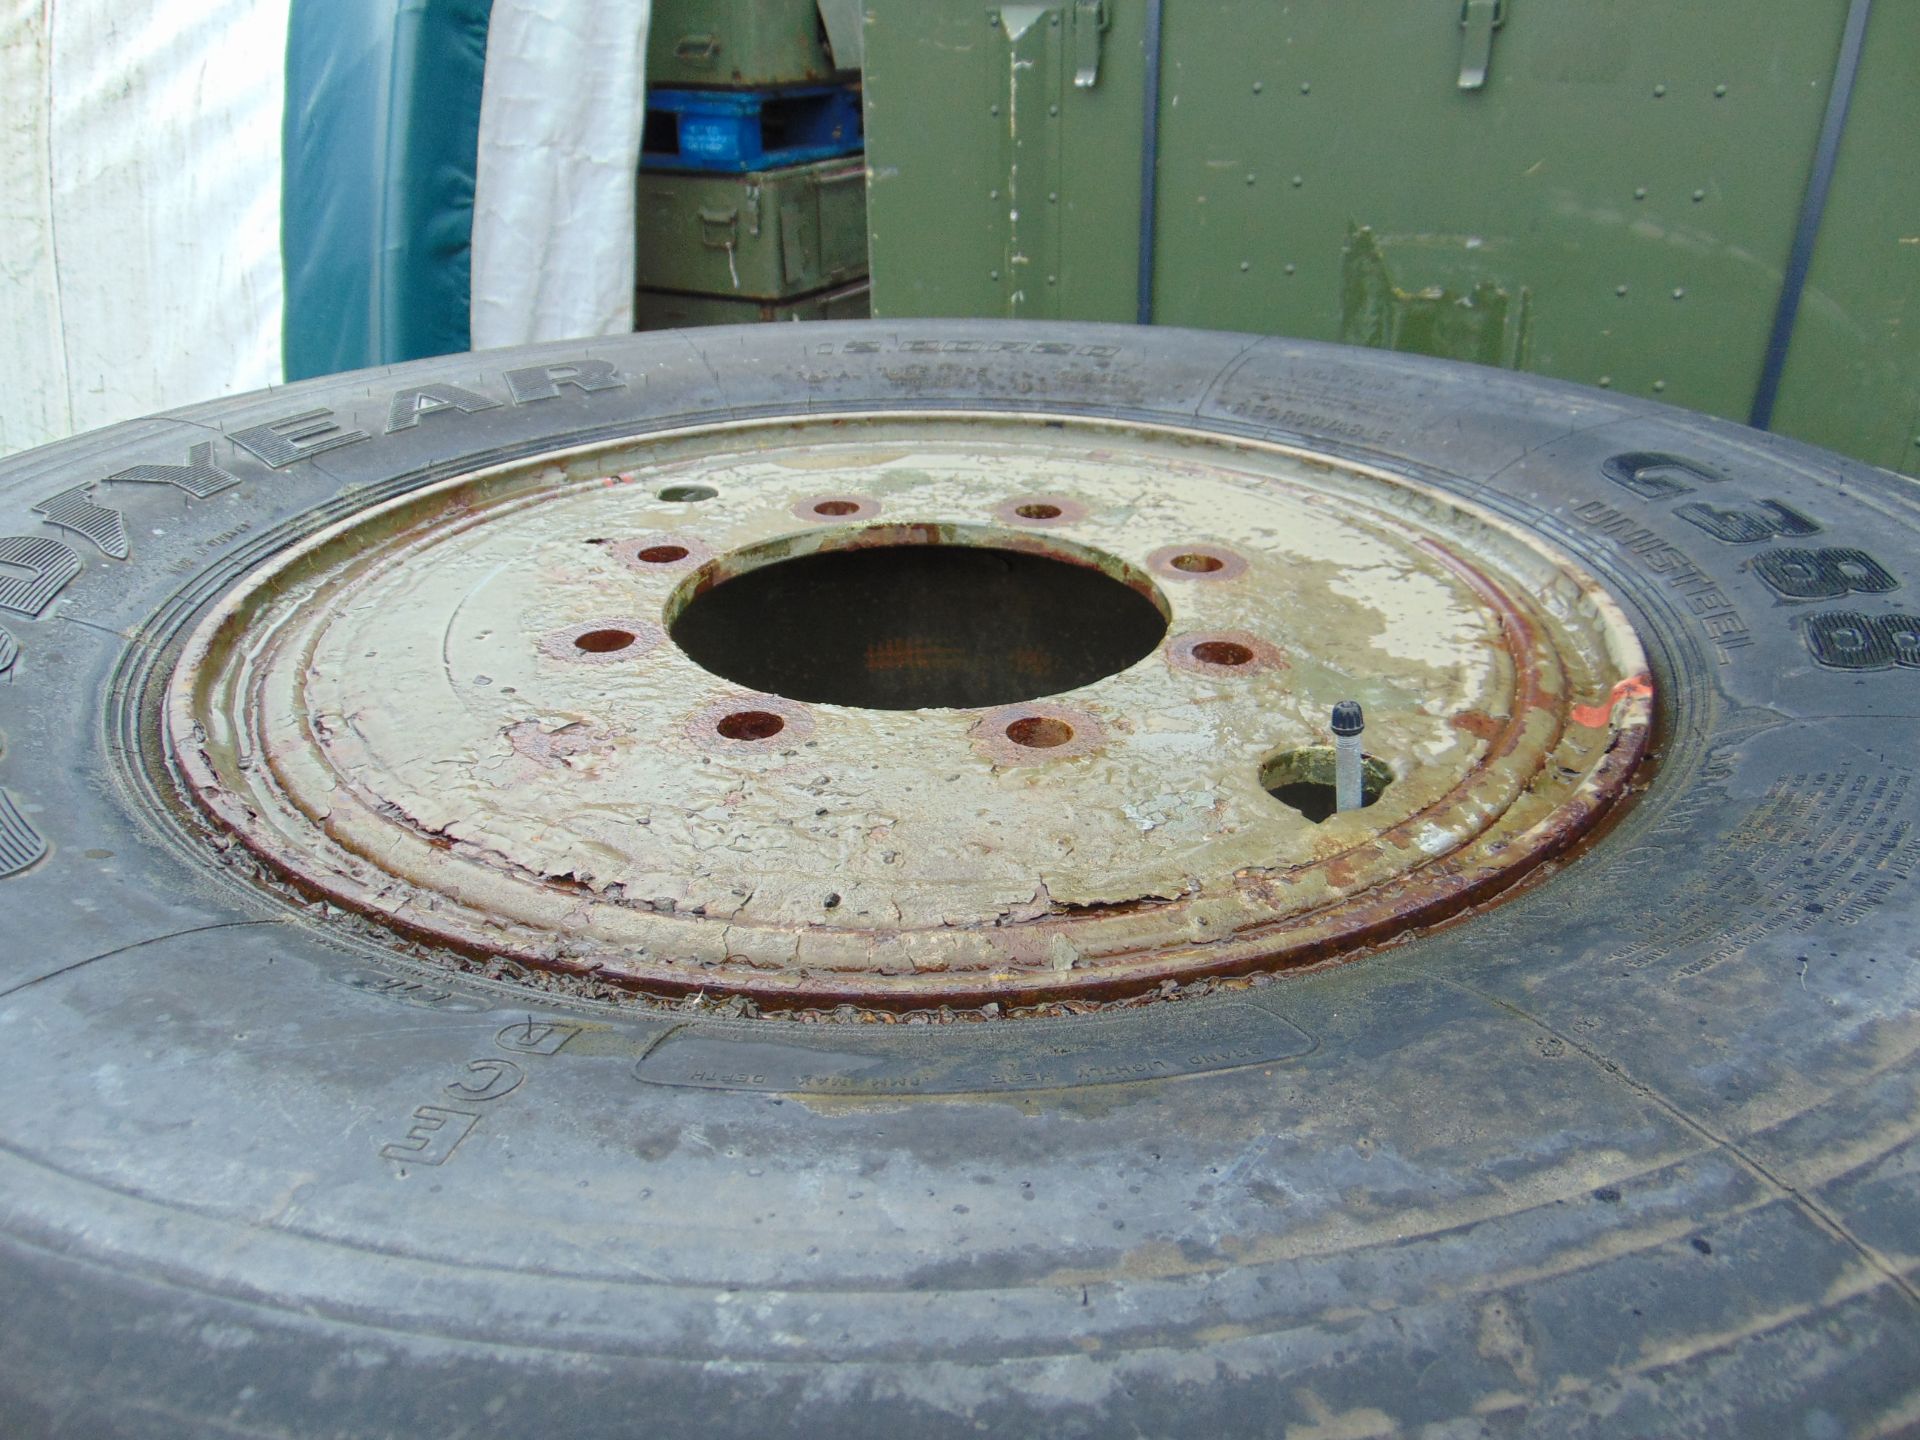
[647,0,848,88]
[863,1,1920,475]
[637,157,869,302]
[635,278,872,329]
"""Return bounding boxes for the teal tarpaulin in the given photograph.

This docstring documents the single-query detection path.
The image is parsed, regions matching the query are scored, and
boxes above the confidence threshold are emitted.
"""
[283,0,494,379]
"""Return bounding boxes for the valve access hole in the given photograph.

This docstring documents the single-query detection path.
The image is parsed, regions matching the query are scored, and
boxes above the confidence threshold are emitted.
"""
[1260,746,1394,823]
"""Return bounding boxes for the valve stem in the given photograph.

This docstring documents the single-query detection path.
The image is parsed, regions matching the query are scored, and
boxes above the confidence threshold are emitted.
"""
[1332,701,1365,813]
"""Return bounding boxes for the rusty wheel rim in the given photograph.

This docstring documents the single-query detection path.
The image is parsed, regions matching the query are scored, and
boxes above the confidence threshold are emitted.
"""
[167,413,1651,1011]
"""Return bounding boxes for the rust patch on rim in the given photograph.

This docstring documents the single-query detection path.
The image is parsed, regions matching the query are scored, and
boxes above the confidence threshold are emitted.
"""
[164,412,1651,1015]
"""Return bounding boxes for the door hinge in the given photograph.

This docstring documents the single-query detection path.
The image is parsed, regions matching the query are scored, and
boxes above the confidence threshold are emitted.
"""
[1073,0,1108,89]
[1458,0,1506,92]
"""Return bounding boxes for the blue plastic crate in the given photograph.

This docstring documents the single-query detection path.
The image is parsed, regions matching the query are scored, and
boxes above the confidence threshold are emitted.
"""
[642,84,864,173]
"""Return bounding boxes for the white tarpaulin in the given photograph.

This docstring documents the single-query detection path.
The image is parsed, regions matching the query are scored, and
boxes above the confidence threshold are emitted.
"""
[472,1,651,351]
[0,0,289,454]
[1,0,652,456]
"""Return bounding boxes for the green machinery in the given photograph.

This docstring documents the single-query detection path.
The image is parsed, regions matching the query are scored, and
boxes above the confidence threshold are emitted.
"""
[862,0,1919,475]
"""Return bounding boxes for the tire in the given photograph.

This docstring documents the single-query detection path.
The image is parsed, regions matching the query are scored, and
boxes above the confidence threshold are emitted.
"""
[0,322,1915,1438]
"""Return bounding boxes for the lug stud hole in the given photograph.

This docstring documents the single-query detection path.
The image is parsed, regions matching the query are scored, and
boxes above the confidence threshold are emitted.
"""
[636,544,691,564]
[574,628,638,654]
[1171,552,1226,574]
[1006,716,1075,749]
[717,710,786,741]
[659,485,718,503]
[1015,503,1063,520]
[1191,640,1254,666]
[812,499,862,517]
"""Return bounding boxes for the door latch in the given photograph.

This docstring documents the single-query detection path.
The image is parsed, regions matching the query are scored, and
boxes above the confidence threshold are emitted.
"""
[1073,0,1107,89]
[698,208,740,249]
[1457,0,1506,92]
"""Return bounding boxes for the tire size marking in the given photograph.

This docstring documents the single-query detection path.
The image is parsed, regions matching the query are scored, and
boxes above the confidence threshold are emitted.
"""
[1675,498,1821,545]
[1753,547,1898,602]
[1803,611,1920,670]
[1589,451,1912,673]
[1601,451,1727,501]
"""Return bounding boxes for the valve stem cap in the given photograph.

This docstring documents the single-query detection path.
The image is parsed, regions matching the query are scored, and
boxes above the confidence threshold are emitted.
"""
[1331,700,1365,736]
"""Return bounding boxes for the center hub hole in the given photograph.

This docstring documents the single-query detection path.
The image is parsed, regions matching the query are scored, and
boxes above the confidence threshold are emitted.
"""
[670,542,1168,709]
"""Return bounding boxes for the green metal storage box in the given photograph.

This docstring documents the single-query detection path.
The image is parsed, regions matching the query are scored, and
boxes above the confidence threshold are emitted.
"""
[863,0,1920,476]
[647,0,848,89]
[638,157,868,302]
[635,278,872,329]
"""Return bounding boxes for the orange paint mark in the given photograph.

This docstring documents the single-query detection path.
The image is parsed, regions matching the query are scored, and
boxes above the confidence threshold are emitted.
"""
[1570,673,1653,728]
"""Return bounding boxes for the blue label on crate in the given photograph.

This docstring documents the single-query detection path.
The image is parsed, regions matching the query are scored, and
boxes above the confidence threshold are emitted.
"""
[682,120,734,157]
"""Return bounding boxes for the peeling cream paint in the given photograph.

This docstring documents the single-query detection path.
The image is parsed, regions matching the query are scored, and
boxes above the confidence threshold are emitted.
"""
[168,414,1649,1007]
